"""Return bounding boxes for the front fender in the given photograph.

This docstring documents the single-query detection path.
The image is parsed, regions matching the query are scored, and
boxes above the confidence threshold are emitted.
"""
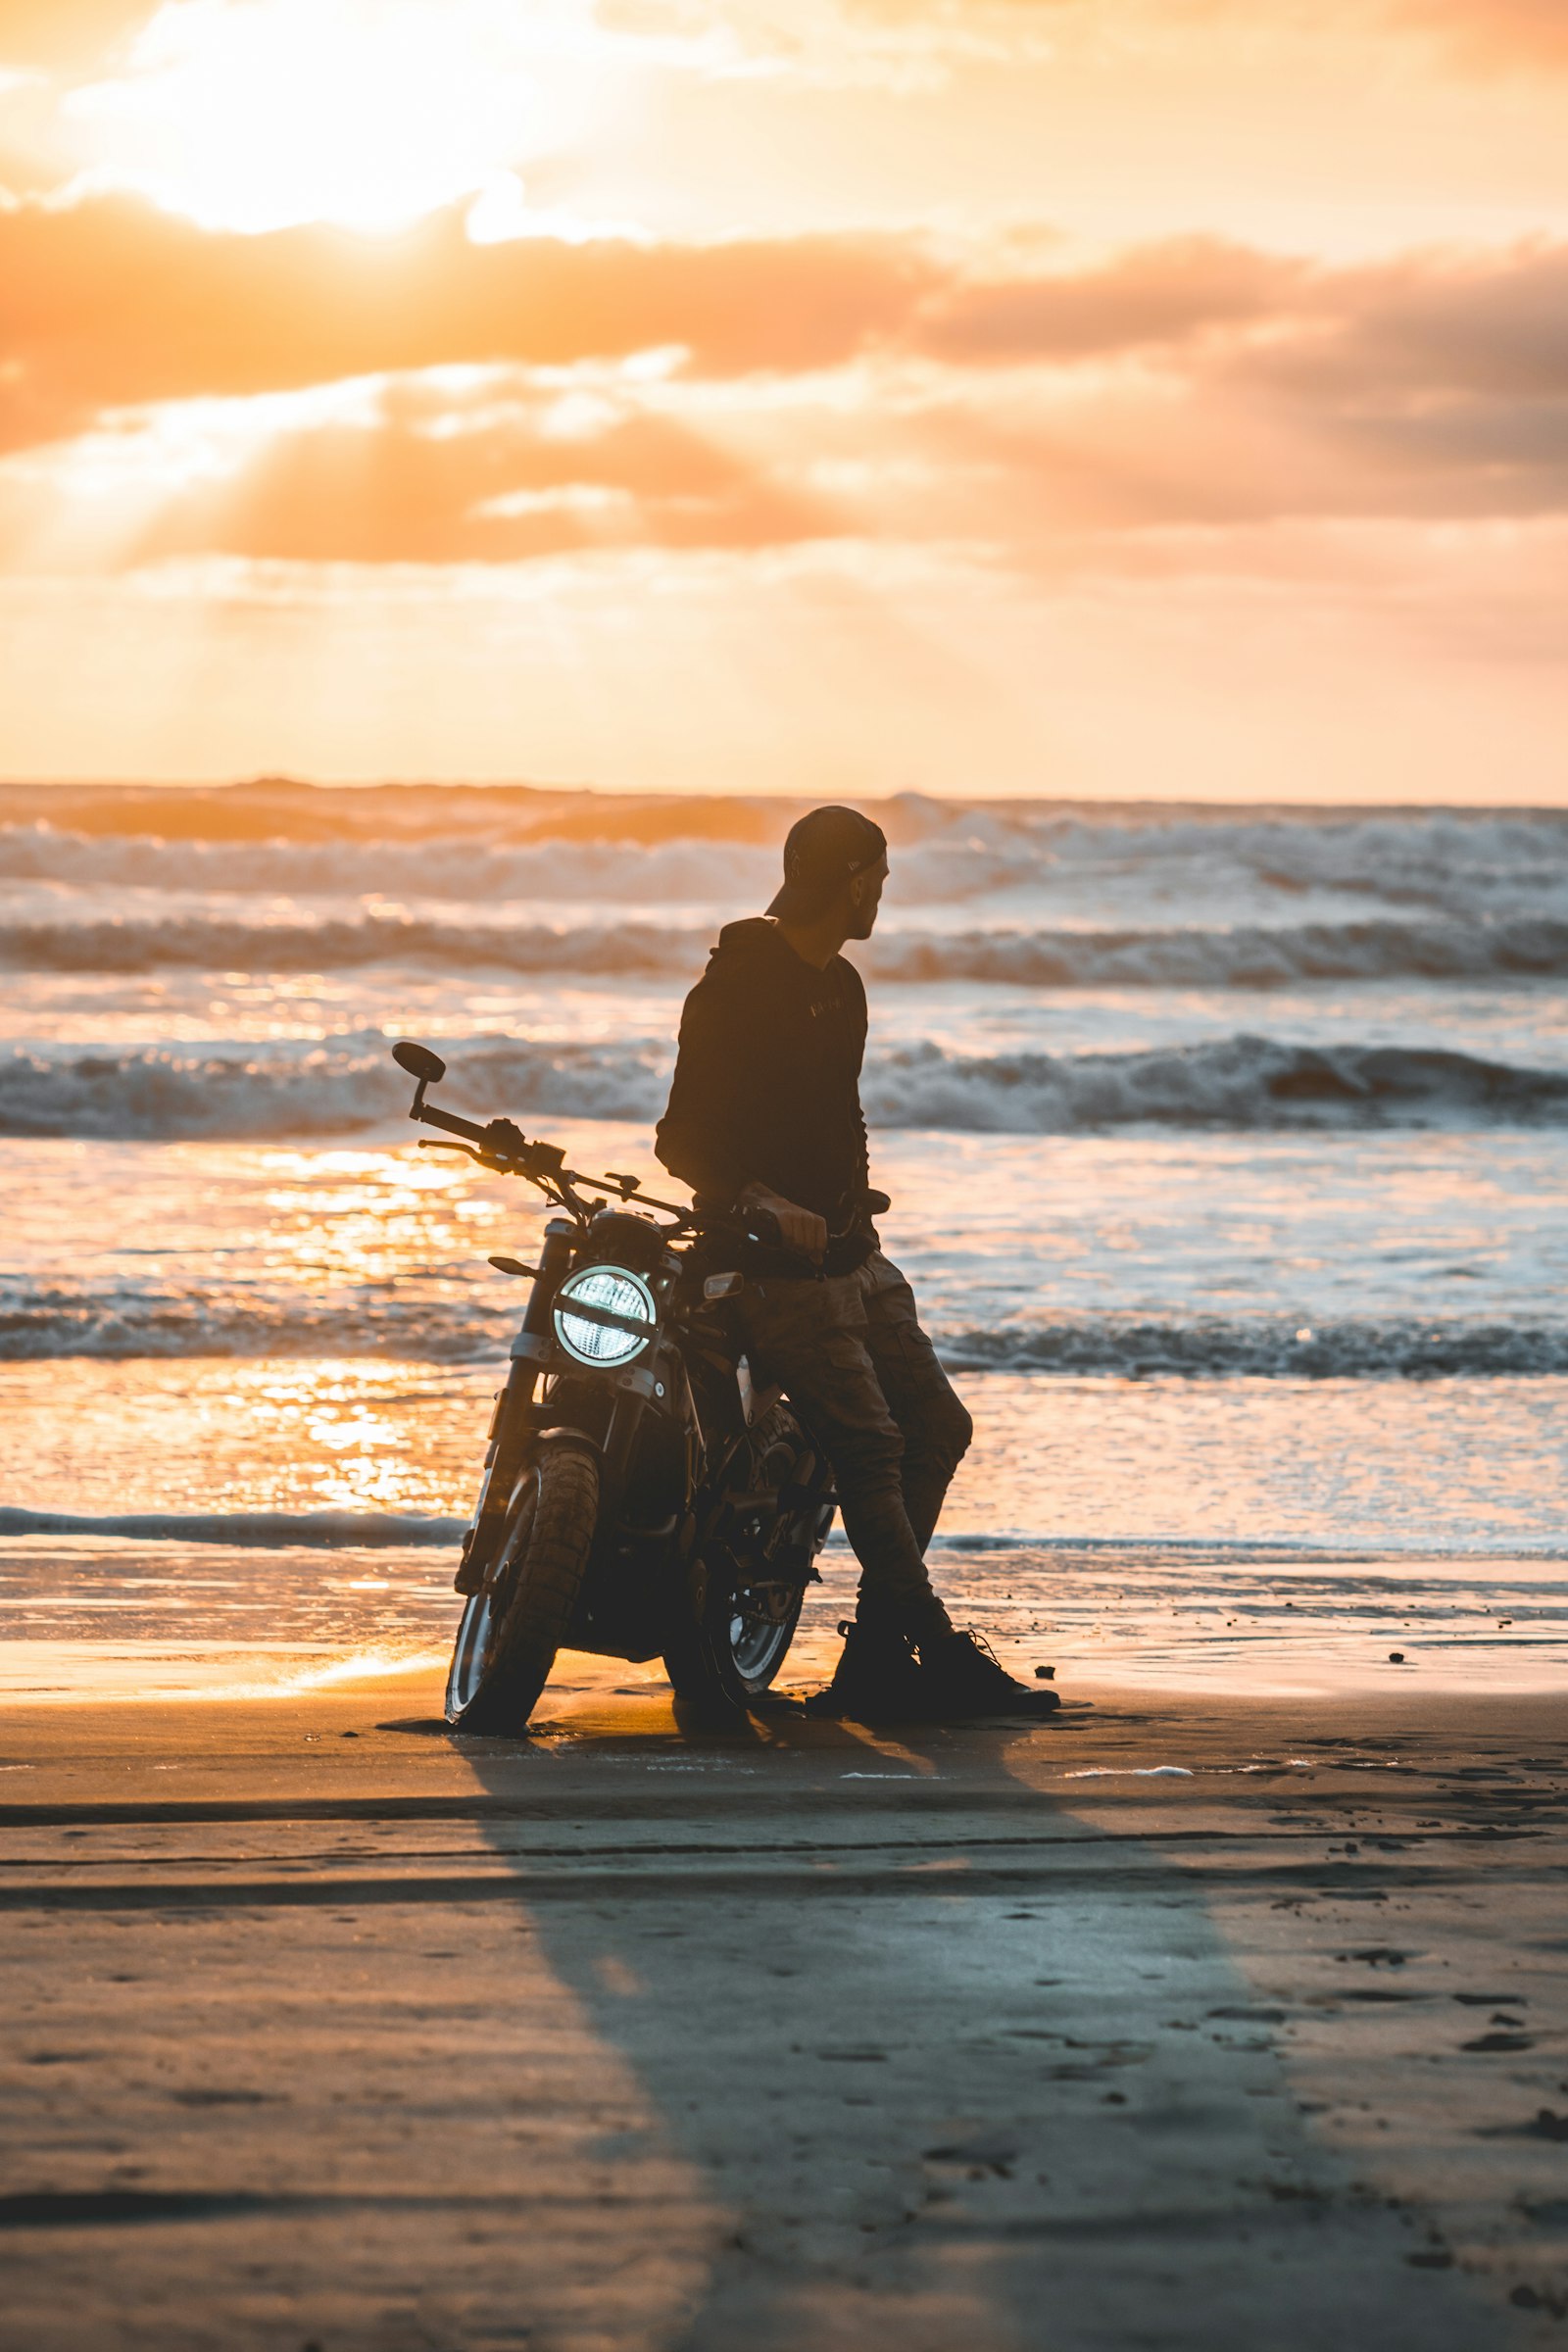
[532,1425,604,1460]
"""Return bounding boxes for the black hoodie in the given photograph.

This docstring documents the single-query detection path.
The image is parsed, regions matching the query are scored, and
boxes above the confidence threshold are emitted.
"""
[656,917,870,1239]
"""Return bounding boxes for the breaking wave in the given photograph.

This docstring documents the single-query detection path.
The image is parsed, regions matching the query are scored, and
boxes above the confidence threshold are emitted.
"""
[940,1318,1568,1380]
[872,917,1568,989]
[5,1279,1565,1379]
[859,1037,1568,1132]
[5,795,1568,917]
[0,1504,463,1546]
[0,1036,664,1141]
[6,1032,1568,1142]
[0,1282,516,1362]
[9,909,1568,988]
[0,825,784,909]
[0,911,709,980]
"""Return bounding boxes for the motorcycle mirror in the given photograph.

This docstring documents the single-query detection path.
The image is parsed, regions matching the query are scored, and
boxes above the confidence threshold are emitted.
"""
[393,1040,447,1085]
[704,1272,745,1300]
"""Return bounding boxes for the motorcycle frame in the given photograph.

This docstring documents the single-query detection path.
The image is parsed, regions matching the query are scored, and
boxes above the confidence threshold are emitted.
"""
[470,1234,798,1661]
[392,1039,832,1660]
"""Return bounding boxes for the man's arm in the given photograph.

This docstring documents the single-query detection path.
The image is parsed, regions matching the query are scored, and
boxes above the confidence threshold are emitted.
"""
[655,975,752,1204]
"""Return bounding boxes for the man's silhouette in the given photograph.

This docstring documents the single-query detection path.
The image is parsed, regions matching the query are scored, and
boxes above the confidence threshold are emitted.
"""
[657,806,1058,1720]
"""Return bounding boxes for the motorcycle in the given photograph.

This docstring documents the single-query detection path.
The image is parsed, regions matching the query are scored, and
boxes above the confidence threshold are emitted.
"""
[390,1039,840,1730]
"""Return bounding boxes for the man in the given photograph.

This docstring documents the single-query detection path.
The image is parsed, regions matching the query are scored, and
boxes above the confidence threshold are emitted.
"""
[656,805,1059,1723]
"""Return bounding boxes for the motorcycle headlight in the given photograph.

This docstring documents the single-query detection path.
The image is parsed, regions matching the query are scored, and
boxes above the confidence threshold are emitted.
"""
[552,1264,657,1368]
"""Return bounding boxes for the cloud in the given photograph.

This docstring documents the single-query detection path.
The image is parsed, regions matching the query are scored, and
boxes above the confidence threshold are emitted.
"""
[0,1,153,71]
[128,382,841,561]
[4,193,1568,567]
[914,237,1300,365]
[7,192,1566,451]
[826,0,1568,74]
[0,197,1332,463]
[0,195,937,451]
[1262,242,1568,403]
[1393,0,1568,68]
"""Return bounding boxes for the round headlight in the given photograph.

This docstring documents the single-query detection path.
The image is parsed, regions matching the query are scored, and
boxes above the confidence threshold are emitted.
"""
[552,1264,657,1368]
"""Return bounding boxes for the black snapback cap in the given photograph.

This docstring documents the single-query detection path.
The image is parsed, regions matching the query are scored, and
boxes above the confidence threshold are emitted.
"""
[766,806,889,921]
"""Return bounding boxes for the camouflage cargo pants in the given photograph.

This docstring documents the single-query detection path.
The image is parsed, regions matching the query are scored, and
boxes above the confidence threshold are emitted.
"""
[737,1250,972,1641]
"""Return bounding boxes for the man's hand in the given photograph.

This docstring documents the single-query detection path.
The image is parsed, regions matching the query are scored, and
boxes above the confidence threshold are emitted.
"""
[739,1183,827,1262]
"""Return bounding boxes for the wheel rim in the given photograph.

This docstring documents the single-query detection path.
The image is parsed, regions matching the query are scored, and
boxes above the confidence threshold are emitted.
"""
[444,1469,539,1721]
[727,1592,798,1690]
[445,1588,498,1718]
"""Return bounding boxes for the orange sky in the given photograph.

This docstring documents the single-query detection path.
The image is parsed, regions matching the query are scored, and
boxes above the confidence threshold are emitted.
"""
[1,0,1566,799]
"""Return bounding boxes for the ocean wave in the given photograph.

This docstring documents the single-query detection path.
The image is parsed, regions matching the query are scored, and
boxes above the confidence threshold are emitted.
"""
[940,1318,1568,1380]
[0,824,783,908]
[860,1036,1568,1132]
[5,796,1568,917]
[0,1283,515,1361]
[9,908,1568,988]
[0,1504,462,1546]
[1013,806,1568,919]
[5,1031,1568,1142]
[0,911,708,979]
[4,1281,1564,1379]
[873,916,1568,988]
[0,1036,665,1141]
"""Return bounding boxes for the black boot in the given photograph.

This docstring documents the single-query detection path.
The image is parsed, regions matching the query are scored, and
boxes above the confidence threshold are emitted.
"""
[916,1628,1062,1720]
[806,1619,929,1722]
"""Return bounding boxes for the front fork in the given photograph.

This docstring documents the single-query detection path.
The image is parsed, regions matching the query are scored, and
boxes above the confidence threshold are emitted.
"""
[453,1217,575,1594]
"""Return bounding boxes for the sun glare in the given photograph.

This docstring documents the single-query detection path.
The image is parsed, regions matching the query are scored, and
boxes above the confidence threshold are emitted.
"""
[65,0,600,234]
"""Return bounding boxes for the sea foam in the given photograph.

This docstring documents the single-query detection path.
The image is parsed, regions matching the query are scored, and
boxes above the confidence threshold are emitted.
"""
[5,1031,1567,1142]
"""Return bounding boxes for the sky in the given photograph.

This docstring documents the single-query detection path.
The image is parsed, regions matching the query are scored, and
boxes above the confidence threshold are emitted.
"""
[1,0,1566,800]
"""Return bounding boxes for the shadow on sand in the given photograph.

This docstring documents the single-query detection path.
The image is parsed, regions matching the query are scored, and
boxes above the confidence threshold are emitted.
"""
[437,1685,1508,2352]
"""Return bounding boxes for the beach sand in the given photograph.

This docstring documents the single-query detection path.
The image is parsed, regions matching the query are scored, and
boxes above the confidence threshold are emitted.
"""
[2,1661,1565,2350]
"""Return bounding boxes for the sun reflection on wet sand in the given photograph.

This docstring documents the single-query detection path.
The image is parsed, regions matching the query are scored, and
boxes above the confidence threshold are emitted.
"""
[3,1528,1563,1703]
[0,1636,448,1703]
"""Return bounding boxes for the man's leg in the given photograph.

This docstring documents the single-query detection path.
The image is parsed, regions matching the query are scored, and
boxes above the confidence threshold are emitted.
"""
[854,1252,1060,1720]
[857,1251,973,1556]
[739,1272,951,1645]
[740,1267,1056,1720]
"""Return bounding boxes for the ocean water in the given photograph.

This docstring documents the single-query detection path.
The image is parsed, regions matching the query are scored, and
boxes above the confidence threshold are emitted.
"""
[1,782,1564,1700]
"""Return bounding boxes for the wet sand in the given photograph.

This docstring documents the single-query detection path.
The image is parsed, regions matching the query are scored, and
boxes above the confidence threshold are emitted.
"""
[2,1664,1566,2351]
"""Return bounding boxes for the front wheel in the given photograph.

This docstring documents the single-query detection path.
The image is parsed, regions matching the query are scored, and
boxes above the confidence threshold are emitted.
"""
[445,1441,599,1732]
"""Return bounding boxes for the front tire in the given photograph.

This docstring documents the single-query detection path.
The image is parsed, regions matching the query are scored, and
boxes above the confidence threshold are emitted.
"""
[445,1442,599,1732]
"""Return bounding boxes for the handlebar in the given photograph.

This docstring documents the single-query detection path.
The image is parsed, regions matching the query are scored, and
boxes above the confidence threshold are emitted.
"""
[415,1099,490,1150]
[392,1038,862,1277]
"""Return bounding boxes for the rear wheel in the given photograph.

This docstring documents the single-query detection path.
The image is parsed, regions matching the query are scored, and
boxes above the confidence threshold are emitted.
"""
[662,1571,806,1712]
[662,1406,826,1711]
[445,1442,599,1732]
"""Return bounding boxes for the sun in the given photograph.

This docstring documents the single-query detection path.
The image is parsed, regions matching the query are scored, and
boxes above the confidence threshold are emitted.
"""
[65,0,597,235]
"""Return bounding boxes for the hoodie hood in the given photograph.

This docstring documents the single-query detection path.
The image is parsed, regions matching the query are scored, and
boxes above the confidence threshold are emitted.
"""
[710,916,790,968]
[709,916,840,986]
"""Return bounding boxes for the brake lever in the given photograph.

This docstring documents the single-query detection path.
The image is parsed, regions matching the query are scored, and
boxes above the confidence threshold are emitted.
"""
[419,1138,551,1188]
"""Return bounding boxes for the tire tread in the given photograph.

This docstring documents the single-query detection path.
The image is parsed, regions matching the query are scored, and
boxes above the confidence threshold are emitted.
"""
[451,1445,598,1731]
